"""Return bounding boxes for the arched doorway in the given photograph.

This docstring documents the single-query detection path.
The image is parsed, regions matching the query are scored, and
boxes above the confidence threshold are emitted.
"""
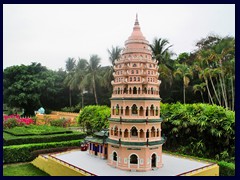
[130,154,138,164]
[151,154,156,168]
[113,152,117,161]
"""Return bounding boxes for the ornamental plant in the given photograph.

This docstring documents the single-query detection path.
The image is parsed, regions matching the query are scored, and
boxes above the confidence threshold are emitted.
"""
[3,115,34,129]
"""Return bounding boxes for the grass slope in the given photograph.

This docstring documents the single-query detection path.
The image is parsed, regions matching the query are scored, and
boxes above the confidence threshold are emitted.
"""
[3,163,49,176]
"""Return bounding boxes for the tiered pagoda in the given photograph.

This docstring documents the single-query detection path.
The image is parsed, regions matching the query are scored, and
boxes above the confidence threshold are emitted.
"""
[106,15,166,171]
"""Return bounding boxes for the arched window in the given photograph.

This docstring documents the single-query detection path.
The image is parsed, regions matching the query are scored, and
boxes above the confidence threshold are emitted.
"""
[113,152,117,161]
[131,70,134,74]
[118,88,120,94]
[136,70,138,74]
[156,107,159,116]
[134,77,136,81]
[140,129,144,138]
[112,107,115,115]
[146,107,149,116]
[125,106,130,116]
[151,87,154,94]
[157,129,160,137]
[133,64,137,67]
[138,77,140,81]
[116,104,119,115]
[124,129,128,138]
[139,106,144,116]
[131,127,138,137]
[138,87,141,94]
[130,154,138,164]
[124,88,127,94]
[130,77,132,82]
[129,88,132,94]
[144,87,147,94]
[133,87,137,94]
[146,129,149,138]
[114,126,118,136]
[151,126,155,137]
[150,105,154,116]
[111,128,113,135]
[119,129,122,136]
[132,104,138,115]
[121,106,123,115]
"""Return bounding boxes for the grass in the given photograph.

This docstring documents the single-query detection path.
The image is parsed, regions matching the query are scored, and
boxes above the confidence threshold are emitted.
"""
[3,163,49,176]
[4,125,72,136]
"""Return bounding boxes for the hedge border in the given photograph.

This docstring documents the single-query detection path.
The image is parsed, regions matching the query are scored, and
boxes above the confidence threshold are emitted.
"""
[3,132,86,146]
[3,139,83,164]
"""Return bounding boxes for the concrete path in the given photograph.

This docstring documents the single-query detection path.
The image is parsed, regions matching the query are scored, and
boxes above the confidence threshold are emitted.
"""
[51,150,210,176]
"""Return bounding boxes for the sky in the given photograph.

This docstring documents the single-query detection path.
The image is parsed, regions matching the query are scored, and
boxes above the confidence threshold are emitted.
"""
[3,4,235,71]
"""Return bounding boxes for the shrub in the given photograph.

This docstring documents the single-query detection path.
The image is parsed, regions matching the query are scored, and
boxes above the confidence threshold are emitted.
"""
[4,132,86,146]
[3,115,34,129]
[3,139,83,163]
[50,118,71,128]
[161,103,235,162]
[3,118,19,129]
[77,105,110,134]
[218,161,235,176]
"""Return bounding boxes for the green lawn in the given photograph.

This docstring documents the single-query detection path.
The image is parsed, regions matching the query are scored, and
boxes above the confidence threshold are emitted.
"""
[3,163,49,176]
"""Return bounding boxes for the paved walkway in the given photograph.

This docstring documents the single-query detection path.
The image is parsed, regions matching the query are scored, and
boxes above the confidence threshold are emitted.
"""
[51,150,210,176]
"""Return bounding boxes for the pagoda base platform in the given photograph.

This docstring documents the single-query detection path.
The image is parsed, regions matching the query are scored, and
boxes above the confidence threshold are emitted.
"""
[32,149,219,176]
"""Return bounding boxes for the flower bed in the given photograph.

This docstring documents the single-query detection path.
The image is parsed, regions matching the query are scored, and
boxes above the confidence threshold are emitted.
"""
[3,115,34,129]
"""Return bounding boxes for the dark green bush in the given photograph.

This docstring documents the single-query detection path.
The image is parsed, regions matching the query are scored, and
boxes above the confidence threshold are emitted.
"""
[3,132,86,146]
[3,140,83,164]
[161,103,235,162]
[218,161,235,176]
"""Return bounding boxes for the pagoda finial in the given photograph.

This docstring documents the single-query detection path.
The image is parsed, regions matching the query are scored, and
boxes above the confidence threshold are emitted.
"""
[134,13,139,25]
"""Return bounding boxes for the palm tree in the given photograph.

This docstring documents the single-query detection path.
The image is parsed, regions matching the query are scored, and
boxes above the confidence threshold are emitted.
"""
[107,46,122,66]
[150,38,175,88]
[150,37,173,65]
[80,55,101,105]
[64,57,76,107]
[174,63,193,104]
[193,83,206,103]
[103,46,122,90]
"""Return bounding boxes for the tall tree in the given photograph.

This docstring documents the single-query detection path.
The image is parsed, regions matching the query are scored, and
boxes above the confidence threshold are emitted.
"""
[80,55,102,105]
[64,57,76,107]
[174,63,193,104]
[3,63,50,116]
[150,37,175,90]
[103,46,122,90]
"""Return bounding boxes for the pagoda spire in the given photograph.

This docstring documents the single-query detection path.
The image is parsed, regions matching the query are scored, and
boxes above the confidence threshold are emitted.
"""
[134,13,139,25]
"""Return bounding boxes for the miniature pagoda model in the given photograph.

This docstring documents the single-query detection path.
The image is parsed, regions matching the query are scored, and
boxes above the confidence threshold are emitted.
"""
[106,15,166,171]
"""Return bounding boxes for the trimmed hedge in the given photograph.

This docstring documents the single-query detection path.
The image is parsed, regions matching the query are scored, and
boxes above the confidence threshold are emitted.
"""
[3,139,83,164]
[3,132,86,146]
[3,125,72,136]
[163,150,235,176]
